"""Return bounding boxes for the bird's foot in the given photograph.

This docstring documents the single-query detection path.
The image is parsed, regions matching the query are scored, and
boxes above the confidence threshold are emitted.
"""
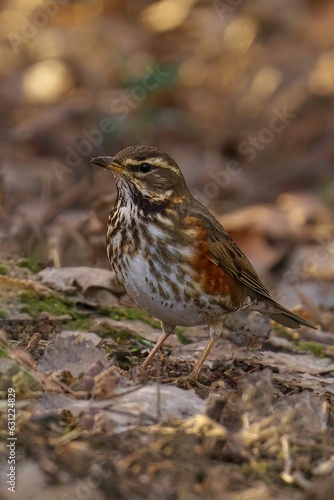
[161,371,207,390]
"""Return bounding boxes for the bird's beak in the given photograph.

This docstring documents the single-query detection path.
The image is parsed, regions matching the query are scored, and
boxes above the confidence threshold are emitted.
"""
[90,156,123,174]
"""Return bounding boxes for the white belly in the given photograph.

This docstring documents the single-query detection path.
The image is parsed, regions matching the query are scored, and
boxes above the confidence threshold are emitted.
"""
[113,250,206,327]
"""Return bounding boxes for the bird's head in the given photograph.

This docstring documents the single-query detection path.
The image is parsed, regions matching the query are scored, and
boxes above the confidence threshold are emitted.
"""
[91,146,190,205]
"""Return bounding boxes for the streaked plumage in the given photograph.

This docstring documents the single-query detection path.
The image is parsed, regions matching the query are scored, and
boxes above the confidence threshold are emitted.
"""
[91,146,316,381]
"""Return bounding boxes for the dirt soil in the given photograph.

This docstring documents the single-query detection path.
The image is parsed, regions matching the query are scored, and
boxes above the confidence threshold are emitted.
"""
[0,254,334,500]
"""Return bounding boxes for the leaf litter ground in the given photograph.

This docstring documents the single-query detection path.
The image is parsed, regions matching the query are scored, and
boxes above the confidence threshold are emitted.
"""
[0,260,334,500]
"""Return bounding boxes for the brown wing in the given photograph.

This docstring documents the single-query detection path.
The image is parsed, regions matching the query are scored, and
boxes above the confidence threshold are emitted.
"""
[194,205,274,302]
[185,202,316,329]
[180,201,316,329]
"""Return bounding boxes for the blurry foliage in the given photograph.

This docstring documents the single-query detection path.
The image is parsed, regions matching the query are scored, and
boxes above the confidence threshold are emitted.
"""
[0,0,333,268]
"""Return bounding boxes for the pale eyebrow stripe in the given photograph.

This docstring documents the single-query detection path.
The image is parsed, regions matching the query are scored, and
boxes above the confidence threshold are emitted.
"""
[122,157,163,166]
[122,157,180,174]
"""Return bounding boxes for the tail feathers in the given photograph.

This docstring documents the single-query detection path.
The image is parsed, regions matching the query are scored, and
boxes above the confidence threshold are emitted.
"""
[262,301,317,330]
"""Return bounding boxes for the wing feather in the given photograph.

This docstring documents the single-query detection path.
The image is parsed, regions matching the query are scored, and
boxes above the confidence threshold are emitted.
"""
[193,204,274,301]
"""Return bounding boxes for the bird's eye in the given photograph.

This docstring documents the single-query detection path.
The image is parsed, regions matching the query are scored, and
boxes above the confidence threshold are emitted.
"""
[139,163,151,173]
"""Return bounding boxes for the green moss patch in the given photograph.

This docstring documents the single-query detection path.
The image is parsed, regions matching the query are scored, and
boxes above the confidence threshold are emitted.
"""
[95,321,154,346]
[20,290,73,317]
[297,341,325,358]
[0,264,8,275]
[272,324,300,341]
[0,309,8,319]
[18,258,43,274]
[100,305,160,328]
[65,316,92,331]
[19,288,163,341]
[175,328,192,345]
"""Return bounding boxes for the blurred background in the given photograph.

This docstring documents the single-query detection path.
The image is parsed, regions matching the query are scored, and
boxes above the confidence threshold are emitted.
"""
[0,0,333,301]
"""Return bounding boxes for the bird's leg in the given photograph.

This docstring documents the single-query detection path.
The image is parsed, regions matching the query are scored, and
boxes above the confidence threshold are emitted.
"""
[177,320,223,386]
[141,322,175,370]
[188,337,217,381]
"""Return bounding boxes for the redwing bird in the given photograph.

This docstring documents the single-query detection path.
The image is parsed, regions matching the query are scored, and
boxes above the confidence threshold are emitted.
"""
[91,146,316,381]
